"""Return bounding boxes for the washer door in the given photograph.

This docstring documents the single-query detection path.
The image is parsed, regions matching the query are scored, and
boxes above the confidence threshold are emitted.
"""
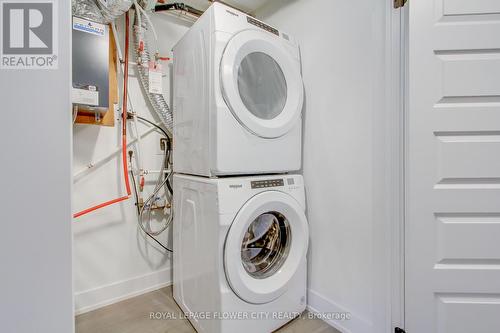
[220,30,304,139]
[224,191,309,304]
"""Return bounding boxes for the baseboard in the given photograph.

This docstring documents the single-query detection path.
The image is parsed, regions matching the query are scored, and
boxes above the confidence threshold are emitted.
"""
[74,267,172,315]
[307,289,373,333]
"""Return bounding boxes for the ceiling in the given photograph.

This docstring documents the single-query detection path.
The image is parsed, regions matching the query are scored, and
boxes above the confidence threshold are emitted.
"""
[181,0,270,14]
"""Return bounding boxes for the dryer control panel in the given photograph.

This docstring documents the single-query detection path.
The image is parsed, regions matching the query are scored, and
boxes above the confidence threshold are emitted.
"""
[247,16,279,36]
[251,178,284,189]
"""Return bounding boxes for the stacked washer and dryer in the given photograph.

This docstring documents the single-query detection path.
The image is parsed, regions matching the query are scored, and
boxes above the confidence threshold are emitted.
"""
[172,3,309,333]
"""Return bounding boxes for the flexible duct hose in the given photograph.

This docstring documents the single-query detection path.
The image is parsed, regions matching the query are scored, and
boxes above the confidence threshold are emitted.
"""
[95,0,134,23]
[73,1,172,135]
[72,0,105,23]
[134,12,173,138]
[72,0,133,23]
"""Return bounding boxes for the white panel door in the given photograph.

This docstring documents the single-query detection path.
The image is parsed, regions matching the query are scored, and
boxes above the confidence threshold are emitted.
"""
[406,0,500,332]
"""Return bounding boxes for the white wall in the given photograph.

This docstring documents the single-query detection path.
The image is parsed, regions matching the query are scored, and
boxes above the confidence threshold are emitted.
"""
[0,1,74,333]
[72,13,189,314]
[257,1,392,332]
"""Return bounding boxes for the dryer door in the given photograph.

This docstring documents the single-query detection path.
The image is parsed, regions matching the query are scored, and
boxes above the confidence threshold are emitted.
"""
[220,29,304,139]
[224,191,309,304]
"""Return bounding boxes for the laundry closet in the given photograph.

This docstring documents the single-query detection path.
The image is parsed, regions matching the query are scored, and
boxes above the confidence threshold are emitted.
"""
[2,0,500,333]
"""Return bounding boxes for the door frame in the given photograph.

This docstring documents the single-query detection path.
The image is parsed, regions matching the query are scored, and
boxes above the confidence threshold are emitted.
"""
[387,1,408,331]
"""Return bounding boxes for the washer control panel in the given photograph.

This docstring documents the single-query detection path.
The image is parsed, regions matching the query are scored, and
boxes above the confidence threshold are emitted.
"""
[251,178,284,189]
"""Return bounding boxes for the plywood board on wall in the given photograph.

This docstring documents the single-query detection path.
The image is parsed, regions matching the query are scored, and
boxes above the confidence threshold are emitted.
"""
[75,25,118,127]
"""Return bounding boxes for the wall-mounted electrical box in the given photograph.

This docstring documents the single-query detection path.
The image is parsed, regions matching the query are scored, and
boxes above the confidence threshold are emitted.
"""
[72,16,117,126]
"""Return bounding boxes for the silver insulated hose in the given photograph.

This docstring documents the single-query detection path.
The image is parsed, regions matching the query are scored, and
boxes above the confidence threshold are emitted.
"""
[72,0,133,24]
[134,12,173,137]
[95,0,133,23]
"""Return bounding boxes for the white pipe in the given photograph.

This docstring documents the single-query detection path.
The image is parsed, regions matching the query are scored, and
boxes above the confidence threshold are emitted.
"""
[73,105,78,124]
[111,10,167,183]
[132,112,144,175]
[111,22,123,62]
[141,169,171,175]
[112,22,136,110]
[135,3,159,53]
[112,20,145,180]
[73,124,160,181]
[74,20,166,183]
[113,22,136,107]
[131,114,144,201]
[134,1,142,38]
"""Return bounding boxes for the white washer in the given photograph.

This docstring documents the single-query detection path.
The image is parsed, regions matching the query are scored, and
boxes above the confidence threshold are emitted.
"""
[173,174,309,333]
[172,3,304,177]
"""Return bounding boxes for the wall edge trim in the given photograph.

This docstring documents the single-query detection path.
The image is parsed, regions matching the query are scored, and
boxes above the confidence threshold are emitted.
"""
[307,288,373,333]
[75,267,172,315]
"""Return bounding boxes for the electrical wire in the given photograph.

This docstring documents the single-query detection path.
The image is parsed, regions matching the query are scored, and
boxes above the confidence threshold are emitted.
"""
[129,151,141,216]
[154,3,204,17]
[135,2,159,53]
[134,0,142,41]
[143,226,173,252]
[127,110,173,249]
[135,115,170,138]
[139,148,172,236]
[166,176,173,195]
[131,149,173,251]
[126,7,173,251]
[130,152,172,252]
[133,114,173,195]
[131,113,173,195]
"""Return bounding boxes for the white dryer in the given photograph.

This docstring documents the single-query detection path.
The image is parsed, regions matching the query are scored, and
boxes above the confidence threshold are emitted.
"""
[173,3,304,177]
[173,174,309,333]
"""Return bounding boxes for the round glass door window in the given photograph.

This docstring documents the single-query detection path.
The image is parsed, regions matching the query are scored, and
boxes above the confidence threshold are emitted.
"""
[241,211,291,279]
[237,52,288,120]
